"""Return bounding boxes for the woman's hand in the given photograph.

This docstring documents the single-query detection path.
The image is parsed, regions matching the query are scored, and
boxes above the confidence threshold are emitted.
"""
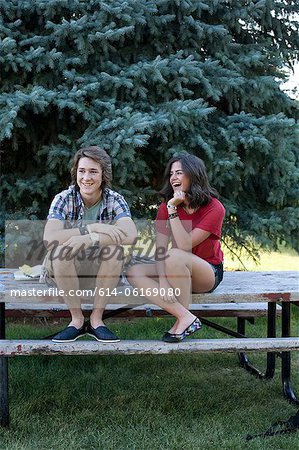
[168,190,186,207]
[158,278,178,304]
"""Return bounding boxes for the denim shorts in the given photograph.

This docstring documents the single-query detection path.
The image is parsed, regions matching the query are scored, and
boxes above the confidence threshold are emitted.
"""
[207,262,224,293]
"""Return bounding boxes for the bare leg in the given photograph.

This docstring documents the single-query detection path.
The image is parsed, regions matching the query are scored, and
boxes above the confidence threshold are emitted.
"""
[126,263,197,335]
[90,245,124,328]
[165,248,215,308]
[51,246,84,329]
[126,250,215,334]
[164,248,215,333]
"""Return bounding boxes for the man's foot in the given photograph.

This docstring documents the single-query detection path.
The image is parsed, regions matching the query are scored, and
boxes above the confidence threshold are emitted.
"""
[52,324,86,343]
[86,322,120,343]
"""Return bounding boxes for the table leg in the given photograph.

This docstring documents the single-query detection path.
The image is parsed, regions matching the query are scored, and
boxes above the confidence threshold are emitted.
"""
[281,302,299,404]
[238,302,276,379]
[0,302,9,426]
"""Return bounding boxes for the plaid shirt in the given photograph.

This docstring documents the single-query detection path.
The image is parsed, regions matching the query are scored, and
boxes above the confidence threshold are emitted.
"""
[47,185,131,227]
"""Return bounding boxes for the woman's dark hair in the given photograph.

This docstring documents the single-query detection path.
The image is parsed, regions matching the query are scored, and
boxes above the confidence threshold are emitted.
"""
[159,153,219,208]
[71,146,112,190]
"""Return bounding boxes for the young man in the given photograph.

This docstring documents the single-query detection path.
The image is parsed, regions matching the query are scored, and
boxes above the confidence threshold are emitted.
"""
[43,146,137,343]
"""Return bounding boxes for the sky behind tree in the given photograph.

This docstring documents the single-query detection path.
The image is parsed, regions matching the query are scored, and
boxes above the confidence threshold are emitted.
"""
[281,62,299,98]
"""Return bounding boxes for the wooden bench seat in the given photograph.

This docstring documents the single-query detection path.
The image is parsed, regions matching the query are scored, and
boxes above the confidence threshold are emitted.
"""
[0,337,298,356]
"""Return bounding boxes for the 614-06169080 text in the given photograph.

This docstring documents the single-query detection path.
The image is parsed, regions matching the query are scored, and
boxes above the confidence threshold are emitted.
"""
[97,287,181,297]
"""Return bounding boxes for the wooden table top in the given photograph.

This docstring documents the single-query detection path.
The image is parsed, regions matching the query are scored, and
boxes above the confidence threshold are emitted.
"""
[0,269,298,305]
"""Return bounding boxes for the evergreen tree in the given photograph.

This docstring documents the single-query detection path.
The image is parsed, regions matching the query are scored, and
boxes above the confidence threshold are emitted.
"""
[1,0,298,260]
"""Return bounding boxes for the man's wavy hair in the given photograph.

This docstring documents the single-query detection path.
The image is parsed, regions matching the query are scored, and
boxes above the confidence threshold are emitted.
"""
[159,153,219,208]
[71,146,112,191]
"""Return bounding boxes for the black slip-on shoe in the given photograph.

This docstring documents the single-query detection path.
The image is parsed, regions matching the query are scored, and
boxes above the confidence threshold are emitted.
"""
[162,318,202,343]
[86,323,120,343]
[183,317,202,337]
[162,332,179,343]
[162,331,176,342]
[52,324,86,343]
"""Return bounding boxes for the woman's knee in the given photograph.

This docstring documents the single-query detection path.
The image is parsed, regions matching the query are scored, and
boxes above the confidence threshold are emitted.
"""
[126,263,156,280]
[165,248,188,271]
[126,264,141,280]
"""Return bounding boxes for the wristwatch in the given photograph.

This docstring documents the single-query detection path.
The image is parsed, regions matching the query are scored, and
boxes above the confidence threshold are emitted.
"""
[79,225,89,235]
[167,203,177,211]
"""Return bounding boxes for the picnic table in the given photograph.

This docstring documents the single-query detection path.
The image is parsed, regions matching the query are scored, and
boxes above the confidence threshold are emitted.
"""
[0,268,298,427]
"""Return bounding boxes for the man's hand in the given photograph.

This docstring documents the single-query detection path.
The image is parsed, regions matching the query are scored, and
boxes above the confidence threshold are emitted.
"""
[61,234,92,258]
[88,223,127,244]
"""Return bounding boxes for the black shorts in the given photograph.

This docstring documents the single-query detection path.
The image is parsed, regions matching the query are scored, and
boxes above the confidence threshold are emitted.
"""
[207,262,224,293]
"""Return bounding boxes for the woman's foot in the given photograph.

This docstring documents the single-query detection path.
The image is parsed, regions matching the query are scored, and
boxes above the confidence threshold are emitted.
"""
[162,318,202,343]
[167,320,179,334]
[174,313,198,335]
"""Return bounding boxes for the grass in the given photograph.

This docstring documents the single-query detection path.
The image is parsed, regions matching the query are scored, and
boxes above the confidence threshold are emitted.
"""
[0,309,298,450]
[224,246,299,272]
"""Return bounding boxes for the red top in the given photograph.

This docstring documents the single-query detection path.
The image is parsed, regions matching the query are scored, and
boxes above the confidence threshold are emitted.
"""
[156,197,225,265]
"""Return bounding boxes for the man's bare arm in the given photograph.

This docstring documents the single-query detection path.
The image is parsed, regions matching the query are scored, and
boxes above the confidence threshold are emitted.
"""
[43,219,81,247]
[44,216,137,248]
[114,217,138,245]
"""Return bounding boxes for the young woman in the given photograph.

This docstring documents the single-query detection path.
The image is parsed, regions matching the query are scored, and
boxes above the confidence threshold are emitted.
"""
[126,153,225,343]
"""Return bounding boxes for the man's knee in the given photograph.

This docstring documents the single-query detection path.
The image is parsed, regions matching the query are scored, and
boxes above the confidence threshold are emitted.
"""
[50,246,76,275]
[98,245,124,270]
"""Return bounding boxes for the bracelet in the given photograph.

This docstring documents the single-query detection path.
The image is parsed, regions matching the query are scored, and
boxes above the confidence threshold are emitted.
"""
[167,203,177,211]
[168,213,178,219]
[79,225,89,235]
